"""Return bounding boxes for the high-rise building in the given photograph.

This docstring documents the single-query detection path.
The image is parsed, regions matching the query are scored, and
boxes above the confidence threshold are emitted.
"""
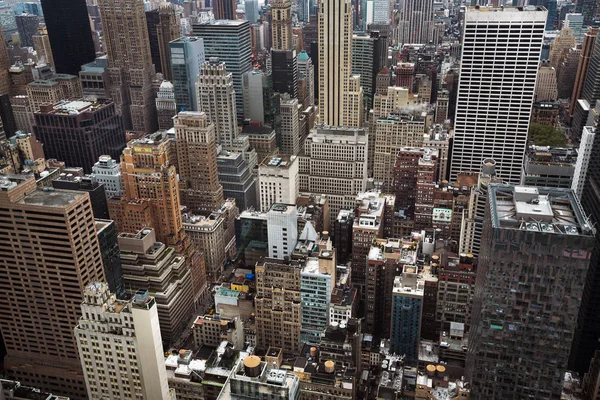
[342,75,364,128]
[573,126,595,199]
[255,259,303,353]
[318,0,352,126]
[535,63,558,102]
[40,0,96,75]
[15,14,41,47]
[174,111,224,214]
[259,155,299,212]
[271,49,298,98]
[0,28,11,95]
[92,155,123,199]
[217,146,258,210]
[280,96,300,155]
[271,0,293,50]
[450,6,546,184]
[196,59,238,146]
[156,80,177,130]
[576,0,598,25]
[118,228,195,344]
[352,33,376,111]
[390,266,424,362]
[34,99,127,174]
[75,283,174,400]
[156,3,179,81]
[242,70,281,132]
[184,212,228,281]
[245,0,259,23]
[95,219,125,299]
[549,26,577,70]
[297,51,315,107]
[192,20,252,120]
[267,203,298,259]
[169,37,206,112]
[395,0,434,45]
[99,0,157,132]
[299,127,368,225]
[565,13,584,44]
[213,0,237,20]
[467,185,594,398]
[32,26,55,70]
[0,174,105,399]
[570,27,597,117]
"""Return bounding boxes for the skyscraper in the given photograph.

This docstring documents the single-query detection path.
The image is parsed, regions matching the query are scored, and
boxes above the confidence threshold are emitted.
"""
[196,59,238,146]
[0,27,10,95]
[170,37,206,112]
[32,26,55,70]
[99,0,157,132]
[449,6,546,184]
[271,0,293,50]
[279,96,300,155]
[75,283,174,399]
[15,14,41,47]
[318,0,353,126]
[468,185,594,398]
[576,0,598,25]
[157,3,179,81]
[174,111,224,214]
[570,27,597,117]
[271,49,298,98]
[395,0,434,45]
[297,51,315,107]
[34,99,127,174]
[213,0,237,20]
[245,0,259,23]
[156,80,177,130]
[192,20,252,120]
[40,0,96,75]
[0,174,105,399]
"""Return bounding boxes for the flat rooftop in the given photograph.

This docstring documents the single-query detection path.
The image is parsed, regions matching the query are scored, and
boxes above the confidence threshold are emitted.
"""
[19,187,83,208]
[268,203,296,215]
[489,185,594,236]
[37,98,112,116]
[260,155,295,169]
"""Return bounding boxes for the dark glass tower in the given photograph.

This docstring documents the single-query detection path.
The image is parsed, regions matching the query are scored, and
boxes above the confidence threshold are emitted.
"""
[40,0,96,75]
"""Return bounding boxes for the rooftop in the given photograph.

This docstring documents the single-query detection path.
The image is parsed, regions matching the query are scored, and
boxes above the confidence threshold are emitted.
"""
[489,185,594,236]
[36,98,112,116]
[268,203,296,215]
[260,155,295,169]
[19,187,83,208]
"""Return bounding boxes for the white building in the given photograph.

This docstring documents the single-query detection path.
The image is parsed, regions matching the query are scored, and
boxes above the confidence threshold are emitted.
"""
[91,155,122,198]
[299,126,368,226]
[259,155,299,212]
[280,96,300,155]
[242,69,268,124]
[75,282,173,400]
[573,126,595,199]
[267,203,298,259]
[372,0,389,24]
[196,58,238,146]
[300,255,334,343]
[450,5,547,184]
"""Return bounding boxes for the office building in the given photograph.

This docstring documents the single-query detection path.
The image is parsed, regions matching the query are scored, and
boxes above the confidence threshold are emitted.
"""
[342,75,364,128]
[40,0,95,75]
[549,27,576,69]
[297,51,315,107]
[267,203,298,260]
[26,75,82,113]
[576,0,597,25]
[557,47,580,99]
[352,33,376,111]
[395,0,434,45]
[196,59,238,146]
[255,259,303,353]
[118,228,195,344]
[565,13,584,44]
[279,96,300,155]
[34,99,126,174]
[99,0,157,132]
[156,81,177,130]
[75,283,174,400]
[271,49,298,98]
[390,266,424,362]
[146,9,162,74]
[92,155,122,199]
[235,209,268,264]
[0,175,105,399]
[259,155,299,212]
[318,0,352,126]
[242,69,281,130]
[169,37,205,112]
[213,0,237,20]
[192,314,244,349]
[535,63,558,102]
[157,4,179,81]
[245,0,259,23]
[184,212,227,281]
[217,149,258,211]
[570,28,597,117]
[573,126,595,199]
[0,29,11,95]
[175,111,224,214]
[301,253,335,343]
[52,174,109,219]
[450,6,546,184]
[299,127,368,226]
[271,0,293,50]
[15,14,41,47]
[521,147,576,188]
[218,355,300,399]
[467,185,594,398]
[192,20,252,120]
[95,219,125,299]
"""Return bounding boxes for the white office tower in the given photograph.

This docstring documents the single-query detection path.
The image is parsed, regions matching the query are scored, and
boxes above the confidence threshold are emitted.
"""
[75,283,173,400]
[92,155,123,198]
[450,6,546,184]
[196,58,238,146]
[267,203,298,259]
[372,0,389,24]
[318,0,352,126]
[573,126,596,199]
[259,155,299,212]
[395,0,434,45]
